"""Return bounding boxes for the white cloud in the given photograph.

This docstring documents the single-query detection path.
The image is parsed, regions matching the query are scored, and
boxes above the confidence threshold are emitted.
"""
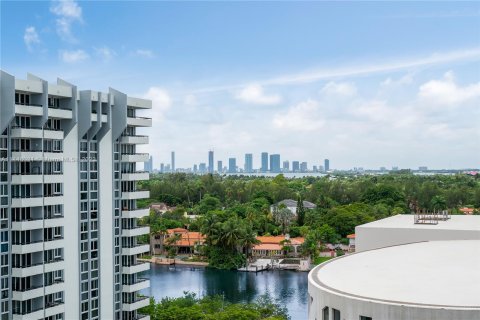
[273,99,324,132]
[381,73,414,87]
[24,26,40,51]
[94,46,116,61]
[236,84,282,105]
[193,47,480,93]
[60,49,89,63]
[320,81,357,96]
[50,0,83,42]
[134,49,155,58]
[143,87,172,122]
[418,71,480,106]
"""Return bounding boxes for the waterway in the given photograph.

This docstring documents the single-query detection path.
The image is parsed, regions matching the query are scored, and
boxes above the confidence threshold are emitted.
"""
[141,264,309,320]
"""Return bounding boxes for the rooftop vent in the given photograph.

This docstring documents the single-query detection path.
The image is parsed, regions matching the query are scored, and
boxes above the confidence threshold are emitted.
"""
[414,210,450,225]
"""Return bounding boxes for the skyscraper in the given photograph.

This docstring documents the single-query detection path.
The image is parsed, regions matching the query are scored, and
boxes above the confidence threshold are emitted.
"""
[244,153,253,173]
[144,155,153,172]
[171,151,175,172]
[300,161,308,172]
[261,152,268,172]
[270,154,281,173]
[283,160,290,172]
[228,158,237,173]
[292,161,300,172]
[208,150,214,174]
[0,71,151,320]
[217,160,223,173]
[324,158,330,172]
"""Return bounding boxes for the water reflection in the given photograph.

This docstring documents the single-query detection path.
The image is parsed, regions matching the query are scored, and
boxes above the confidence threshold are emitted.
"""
[142,264,308,319]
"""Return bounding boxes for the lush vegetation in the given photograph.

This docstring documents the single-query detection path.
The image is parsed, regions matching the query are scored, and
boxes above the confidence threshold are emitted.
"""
[139,292,289,320]
[139,172,480,268]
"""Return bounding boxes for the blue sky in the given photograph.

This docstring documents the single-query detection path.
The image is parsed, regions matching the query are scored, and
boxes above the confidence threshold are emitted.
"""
[1,1,479,169]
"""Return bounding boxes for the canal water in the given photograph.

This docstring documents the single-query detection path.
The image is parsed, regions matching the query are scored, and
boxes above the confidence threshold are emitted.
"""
[141,264,309,320]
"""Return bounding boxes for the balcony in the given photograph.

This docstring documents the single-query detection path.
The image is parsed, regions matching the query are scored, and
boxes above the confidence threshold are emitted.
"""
[11,217,43,231]
[43,128,64,140]
[122,279,150,293]
[122,226,150,237]
[15,104,43,116]
[121,135,149,145]
[127,96,152,109]
[122,208,150,219]
[122,171,149,181]
[11,239,43,254]
[44,216,64,228]
[44,174,63,183]
[121,296,150,312]
[10,126,42,139]
[44,237,65,250]
[12,284,44,301]
[122,244,150,256]
[44,301,65,318]
[122,190,150,200]
[11,173,43,185]
[44,194,64,205]
[12,261,43,277]
[45,280,65,295]
[127,116,152,127]
[11,195,43,208]
[48,107,72,119]
[11,151,64,161]
[44,259,65,273]
[12,306,44,320]
[122,262,150,274]
[121,153,149,162]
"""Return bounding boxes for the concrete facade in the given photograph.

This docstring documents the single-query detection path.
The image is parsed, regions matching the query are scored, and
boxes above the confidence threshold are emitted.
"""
[355,214,480,252]
[308,240,480,320]
[0,71,151,320]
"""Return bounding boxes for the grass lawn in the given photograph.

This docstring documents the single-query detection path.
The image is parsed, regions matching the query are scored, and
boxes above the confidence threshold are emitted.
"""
[313,256,333,265]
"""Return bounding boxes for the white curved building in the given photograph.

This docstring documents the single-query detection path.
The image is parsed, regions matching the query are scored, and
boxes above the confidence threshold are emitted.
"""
[308,240,480,320]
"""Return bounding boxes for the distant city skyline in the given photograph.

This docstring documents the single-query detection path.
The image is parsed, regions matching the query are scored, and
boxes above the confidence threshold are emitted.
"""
[2,1,479,169]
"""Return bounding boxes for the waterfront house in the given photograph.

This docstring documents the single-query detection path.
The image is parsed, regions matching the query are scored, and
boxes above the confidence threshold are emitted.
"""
[151,228,205,255]
[252,235,305,257]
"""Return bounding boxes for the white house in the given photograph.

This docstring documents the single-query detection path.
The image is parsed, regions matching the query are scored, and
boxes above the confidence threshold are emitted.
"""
[270,199,317,215]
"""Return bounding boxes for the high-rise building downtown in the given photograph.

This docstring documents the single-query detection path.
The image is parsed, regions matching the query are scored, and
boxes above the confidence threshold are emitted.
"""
[217,160,222,173]
[228,158,237,173]
[292,161,300,172]
[283,160,290,172]
[208,150,214,174]
[260,152,268,172]
[244,153,253,173]
[0,71,152,320]
[144,155,153,172]
[269,154,281,173]
[171,151,175,172]
[324,158,330,172]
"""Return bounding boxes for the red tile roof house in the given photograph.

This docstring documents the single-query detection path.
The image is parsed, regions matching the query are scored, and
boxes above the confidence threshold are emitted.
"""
[347,234,356,252]
[151,228,205,255]
[252,235,305,257]
[459,207,475,215]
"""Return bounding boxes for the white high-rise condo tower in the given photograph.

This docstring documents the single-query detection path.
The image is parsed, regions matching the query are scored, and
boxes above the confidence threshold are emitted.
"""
[0,71,152,320]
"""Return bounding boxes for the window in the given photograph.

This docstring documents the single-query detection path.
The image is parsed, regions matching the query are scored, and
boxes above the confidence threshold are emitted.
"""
[322,307,329,320]
[333,309,340,320]
[360,317,372,320]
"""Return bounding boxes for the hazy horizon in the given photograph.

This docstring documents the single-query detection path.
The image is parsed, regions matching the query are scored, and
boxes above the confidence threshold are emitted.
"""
[2,1,479,169]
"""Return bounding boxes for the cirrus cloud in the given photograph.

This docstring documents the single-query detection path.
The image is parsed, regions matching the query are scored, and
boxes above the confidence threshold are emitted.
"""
[236,84,282,105]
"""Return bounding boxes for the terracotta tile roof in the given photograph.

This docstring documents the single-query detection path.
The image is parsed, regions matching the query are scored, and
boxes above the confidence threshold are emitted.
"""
[460,207,474,215]
[256,235,304,245]
[252,243,282,251]
[347,234,356,239]
[167,230,205,247]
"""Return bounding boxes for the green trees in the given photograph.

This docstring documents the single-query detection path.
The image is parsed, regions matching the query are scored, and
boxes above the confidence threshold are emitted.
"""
[140,172,480,263]
[199,211,259,269]
[140,292,290,320]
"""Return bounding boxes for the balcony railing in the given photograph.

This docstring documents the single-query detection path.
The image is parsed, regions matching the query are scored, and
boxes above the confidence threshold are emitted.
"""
[15,103,42,107]
[12,305,44,315]
[122,278,149,286]
[12,239,43,245]
[13,283,43,292]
